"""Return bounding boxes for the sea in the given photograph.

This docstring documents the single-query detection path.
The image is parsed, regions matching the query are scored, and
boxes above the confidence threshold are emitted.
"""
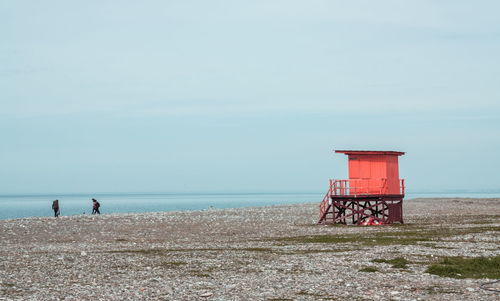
[0,191,499,220]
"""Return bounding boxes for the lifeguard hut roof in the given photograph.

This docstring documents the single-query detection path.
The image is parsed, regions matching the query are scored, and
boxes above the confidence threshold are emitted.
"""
[335,150,405,156]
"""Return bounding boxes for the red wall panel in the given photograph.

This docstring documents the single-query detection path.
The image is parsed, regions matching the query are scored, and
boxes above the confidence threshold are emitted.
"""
[344,153,401,195]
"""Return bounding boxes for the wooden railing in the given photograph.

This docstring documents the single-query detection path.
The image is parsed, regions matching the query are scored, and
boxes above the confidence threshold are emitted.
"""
[330,178,405,196]
[319,178,405,222]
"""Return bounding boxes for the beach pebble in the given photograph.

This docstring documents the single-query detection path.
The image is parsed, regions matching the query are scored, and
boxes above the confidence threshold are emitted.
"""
[199,292,213,297]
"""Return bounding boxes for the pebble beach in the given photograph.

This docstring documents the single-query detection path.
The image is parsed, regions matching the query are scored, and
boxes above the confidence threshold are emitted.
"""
[1,198,499,300]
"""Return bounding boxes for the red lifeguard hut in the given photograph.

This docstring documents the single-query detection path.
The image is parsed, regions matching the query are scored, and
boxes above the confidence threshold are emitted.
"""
[318,150,405,225]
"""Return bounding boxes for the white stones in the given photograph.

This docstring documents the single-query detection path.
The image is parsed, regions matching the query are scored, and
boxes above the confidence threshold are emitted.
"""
[199,292,213,297]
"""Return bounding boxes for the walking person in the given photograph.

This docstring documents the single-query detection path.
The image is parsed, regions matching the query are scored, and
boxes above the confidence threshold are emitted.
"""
[92,198,101,215]
[52,199,60,217]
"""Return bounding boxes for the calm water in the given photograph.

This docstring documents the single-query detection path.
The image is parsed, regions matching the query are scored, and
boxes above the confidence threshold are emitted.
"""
[0,191,499,220]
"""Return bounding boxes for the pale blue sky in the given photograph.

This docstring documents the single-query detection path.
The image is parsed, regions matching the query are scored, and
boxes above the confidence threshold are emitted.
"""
[1,1,499,193]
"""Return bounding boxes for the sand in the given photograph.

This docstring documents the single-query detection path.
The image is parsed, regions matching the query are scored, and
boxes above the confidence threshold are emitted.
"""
[0,198,499,300]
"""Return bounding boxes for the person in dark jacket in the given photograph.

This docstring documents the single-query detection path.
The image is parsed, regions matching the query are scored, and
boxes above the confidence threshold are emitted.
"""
[92,198,100,215]
[52,200,60,217]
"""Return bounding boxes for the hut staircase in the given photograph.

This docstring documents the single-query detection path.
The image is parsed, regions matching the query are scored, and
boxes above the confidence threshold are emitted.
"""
[318,179,404,224]
[318,181,333,223]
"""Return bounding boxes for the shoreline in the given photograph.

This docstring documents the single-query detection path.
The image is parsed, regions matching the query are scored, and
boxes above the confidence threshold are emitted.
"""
[2,196,499,222]
[1,197,499,300]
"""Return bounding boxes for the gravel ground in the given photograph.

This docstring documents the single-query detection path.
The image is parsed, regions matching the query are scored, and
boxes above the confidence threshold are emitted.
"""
[0,198,499,300]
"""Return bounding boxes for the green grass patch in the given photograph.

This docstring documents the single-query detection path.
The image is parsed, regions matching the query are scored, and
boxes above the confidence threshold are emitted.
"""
[240,247,273,252]
[274,225,500,247]
[276,232,429,246]
[283,249,352,255]
[426,255,500,279]
[462,225,500,233]
[108,247,278,255]
[106,247,348,257]
[467,215,500,224]
[359,266,379,272]
[372,257,409,268]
